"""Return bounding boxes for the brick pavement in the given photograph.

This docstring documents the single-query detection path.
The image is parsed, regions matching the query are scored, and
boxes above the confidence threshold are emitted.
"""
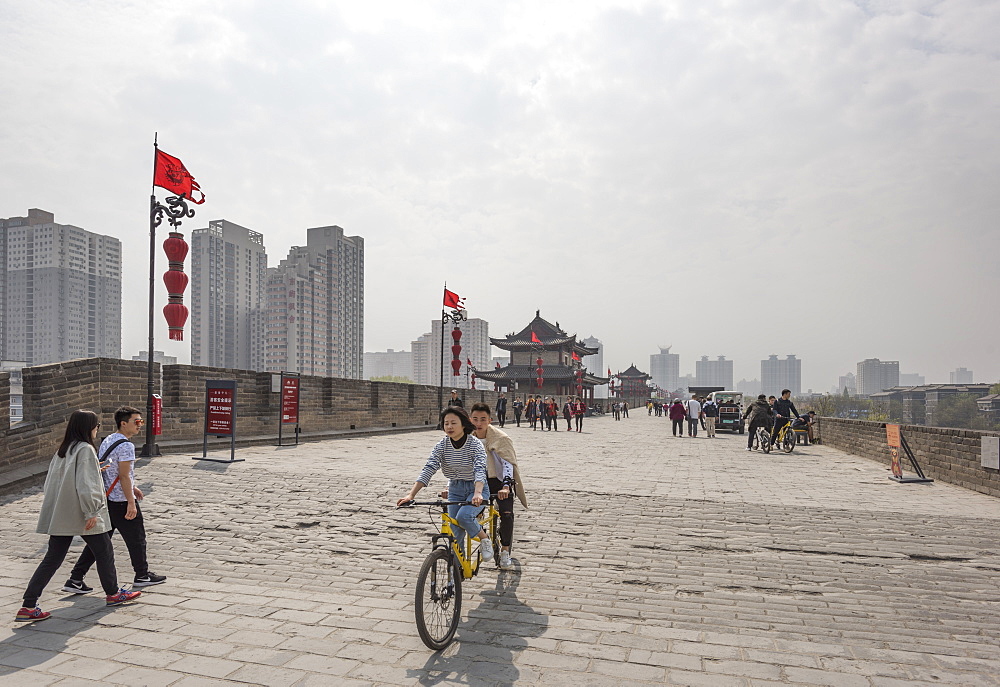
[1,413,999,686]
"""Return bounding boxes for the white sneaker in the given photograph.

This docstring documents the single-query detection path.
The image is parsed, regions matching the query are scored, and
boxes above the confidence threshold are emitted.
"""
[500,551,513,570]
[479,537,494,561]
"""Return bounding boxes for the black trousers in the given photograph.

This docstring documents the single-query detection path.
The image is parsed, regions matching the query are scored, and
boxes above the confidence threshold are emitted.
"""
[672,419,684,436]
[496,411,506,427]
[487,477,515,548]
[71,500,148,580]
[575,414,583,432]
[513,410,522,426]
[564,415,572,430]
[24,532,118,606]
[770,418,789,445]
[749,419,769,448]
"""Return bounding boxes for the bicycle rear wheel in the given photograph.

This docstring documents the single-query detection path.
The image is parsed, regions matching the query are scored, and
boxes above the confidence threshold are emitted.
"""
[414,548,461,650]
[781,429,796,453]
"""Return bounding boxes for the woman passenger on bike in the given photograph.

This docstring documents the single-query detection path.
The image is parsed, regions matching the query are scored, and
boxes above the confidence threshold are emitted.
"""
[396,407,493,560]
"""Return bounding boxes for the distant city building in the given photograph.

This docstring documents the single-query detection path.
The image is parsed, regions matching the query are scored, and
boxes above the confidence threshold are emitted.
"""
[1,209,121,366]
[1,360,26,424]
[410,317,490,389]
[260,225,364,378]
[695,355,733,390]
[364,349,413,381]
[190,219,267,371]
[950,367,974,384]
[856,358,899,396]
[737,378,762,397]
[761,355,801,396]
[872,383,991,425]
[132,350,177,366]
[899,372,925,386]
[678,373,696,392]
[650,346,680,395]
[581,336,605,397]
[837,372,857,395]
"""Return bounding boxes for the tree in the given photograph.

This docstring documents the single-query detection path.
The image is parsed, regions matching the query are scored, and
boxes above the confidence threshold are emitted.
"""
[933,395,982,429]
[990,382,1000,395]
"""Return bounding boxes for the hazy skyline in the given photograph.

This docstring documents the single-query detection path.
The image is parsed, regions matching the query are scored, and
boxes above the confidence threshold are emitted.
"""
[2,0,998,390]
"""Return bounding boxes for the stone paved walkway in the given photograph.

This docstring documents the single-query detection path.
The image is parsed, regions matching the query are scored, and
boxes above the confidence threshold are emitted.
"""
[2,413,999,686]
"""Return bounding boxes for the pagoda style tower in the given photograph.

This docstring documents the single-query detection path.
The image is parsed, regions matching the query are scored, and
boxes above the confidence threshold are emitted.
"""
[474,311,608,399]
[615,364,652,403]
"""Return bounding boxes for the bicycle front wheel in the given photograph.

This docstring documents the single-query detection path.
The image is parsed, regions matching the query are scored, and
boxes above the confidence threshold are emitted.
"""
[759,429,771,453]
[414,549,462,650]
[782,430,796,453]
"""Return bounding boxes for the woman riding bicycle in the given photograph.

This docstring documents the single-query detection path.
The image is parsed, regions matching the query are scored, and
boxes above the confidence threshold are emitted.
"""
[396,406,493,560]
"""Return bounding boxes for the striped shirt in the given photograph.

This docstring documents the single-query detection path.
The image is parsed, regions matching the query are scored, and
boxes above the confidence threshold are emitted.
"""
[417,434,487,486]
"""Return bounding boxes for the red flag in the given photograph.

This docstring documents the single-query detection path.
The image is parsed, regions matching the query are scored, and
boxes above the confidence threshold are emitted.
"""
[531,331,542,344]
[467,358,473,367]
[443,288,465,309]
[607,367,611,376]
[572,351,580,361]
[154,149,205,204]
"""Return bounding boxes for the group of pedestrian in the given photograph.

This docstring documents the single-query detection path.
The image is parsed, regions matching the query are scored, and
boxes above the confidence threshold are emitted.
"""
[663,395,718,437]
[611,400,629,420]
[742,389,817,450]
[449,390,587,433]
[16,406,166,623]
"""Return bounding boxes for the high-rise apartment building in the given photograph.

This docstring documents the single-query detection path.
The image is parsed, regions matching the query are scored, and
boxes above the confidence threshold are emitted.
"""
[696,355,734,390]
[838,372,857,394]
[261,225,364,378]
[856,358,899,396]
[410,318,490,389]
[364,349,413,380]
[950,368,974,384]
[190,219,267,370]
[581,336,605,397]
[899,372,925,386]
[650,345,680,394]
[761,354,802,396]
[0,209,121,365]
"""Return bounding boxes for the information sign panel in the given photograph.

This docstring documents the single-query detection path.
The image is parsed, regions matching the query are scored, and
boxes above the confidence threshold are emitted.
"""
[282,376,300,424]
[206,386,235,436]
[885,424,901,448]
[151,394,162,436]
[983,436,1000,470]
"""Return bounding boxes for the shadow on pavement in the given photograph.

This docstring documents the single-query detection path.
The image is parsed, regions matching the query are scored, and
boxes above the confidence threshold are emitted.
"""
[409,561,548,686]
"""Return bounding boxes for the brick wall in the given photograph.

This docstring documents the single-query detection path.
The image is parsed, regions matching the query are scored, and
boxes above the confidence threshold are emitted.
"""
[0,358,503,475]
[816,416,1000,497]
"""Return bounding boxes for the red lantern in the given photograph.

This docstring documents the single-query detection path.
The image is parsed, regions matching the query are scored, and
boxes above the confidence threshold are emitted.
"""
[163,303,189,341]
[162,231,189,340]
[536,356,544,389]
[471,373,476,390]
[450,327,462,377]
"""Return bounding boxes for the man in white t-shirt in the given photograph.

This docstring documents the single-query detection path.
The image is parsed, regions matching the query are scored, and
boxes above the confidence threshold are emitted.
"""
[686,395,702,437]
[63,406,167,594]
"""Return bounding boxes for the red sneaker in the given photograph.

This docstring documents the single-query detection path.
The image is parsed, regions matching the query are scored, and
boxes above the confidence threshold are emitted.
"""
[16,607,51,622]
[106,588,142,606]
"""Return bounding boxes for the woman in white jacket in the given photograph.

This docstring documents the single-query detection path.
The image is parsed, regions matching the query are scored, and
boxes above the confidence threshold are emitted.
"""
[16,410,141,622]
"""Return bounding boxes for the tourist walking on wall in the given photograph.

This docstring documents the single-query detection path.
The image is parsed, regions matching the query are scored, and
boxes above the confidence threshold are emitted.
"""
[669,399,686,437]
[525,396,537,430]
[495,393,507,428]
[702,398,718,438]
[448,390,465,408]
[16,410,142,623]
[512,397,524,427]
[686,395,702,437]
[573,396,586,432]
[545,397,559,431]
[622,401,629,418]
[562,398,573,431]
[67,406,167,592]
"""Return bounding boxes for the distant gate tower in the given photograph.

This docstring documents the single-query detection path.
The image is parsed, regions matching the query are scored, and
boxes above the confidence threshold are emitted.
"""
[474,311,608,398]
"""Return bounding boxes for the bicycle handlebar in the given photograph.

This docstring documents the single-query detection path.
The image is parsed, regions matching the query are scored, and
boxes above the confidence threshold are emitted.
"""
[396,499,477,509]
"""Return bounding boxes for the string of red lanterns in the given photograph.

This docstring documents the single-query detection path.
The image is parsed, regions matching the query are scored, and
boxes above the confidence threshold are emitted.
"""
[162,231,189,341]
[450,327,463,376]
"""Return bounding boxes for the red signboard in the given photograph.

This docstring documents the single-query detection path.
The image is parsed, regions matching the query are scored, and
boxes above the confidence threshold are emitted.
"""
[282,376,300,424]
[151,394,162,436]
[206,387,235,435]
[886,424,901,448]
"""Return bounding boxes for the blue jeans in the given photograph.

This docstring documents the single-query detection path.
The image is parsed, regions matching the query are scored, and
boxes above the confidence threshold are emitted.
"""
[447,479,488,546]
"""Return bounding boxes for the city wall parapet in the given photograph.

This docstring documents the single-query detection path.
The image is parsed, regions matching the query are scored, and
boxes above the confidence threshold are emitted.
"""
[0,358,502,482]
[816,416,1000,497]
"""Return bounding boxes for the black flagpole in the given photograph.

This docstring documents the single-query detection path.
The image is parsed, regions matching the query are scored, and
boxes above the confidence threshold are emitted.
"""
[140,134,161,457]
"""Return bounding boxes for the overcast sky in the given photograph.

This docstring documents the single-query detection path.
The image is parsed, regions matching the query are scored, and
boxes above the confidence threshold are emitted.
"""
[2,0,998,390]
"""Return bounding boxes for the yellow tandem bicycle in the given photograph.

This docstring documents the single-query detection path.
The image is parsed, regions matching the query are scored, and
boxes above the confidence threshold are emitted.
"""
[396,498,502,649]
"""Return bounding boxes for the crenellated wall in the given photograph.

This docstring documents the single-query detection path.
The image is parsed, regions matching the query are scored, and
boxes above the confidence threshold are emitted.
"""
[0,358,502,480]
[815,416,1000,497]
